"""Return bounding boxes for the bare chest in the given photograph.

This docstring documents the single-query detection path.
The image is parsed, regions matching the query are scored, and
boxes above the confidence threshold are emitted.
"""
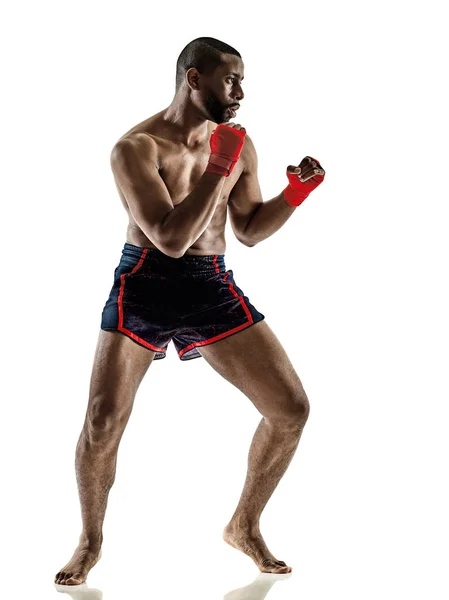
[118,125,244,254]
[158,141,242,207]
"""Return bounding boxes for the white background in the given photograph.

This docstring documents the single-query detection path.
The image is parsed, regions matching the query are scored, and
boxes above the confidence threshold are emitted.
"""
[2,1,448,598]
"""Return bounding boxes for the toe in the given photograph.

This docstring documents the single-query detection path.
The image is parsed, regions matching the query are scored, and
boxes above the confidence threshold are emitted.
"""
[274,566,290,574]
[65,573,84,585]
[271,561,291,573]
[262,561,291,574]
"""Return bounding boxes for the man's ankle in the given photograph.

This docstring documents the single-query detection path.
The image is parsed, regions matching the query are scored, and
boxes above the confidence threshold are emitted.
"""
[79,532,103,548]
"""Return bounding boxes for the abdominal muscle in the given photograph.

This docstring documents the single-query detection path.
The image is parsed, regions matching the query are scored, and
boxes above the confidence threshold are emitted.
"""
[124,204,228,256]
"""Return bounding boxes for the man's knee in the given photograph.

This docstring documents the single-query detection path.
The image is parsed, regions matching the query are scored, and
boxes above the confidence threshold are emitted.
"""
[269,387,310,426]
[85,393,134,440]
[288,388,310,423]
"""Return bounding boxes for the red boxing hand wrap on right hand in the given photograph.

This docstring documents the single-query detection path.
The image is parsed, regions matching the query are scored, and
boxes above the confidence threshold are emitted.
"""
[206,124,246,177]
[283,156,325,207]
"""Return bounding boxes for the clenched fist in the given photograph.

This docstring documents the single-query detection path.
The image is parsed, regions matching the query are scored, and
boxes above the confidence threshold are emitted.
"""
[283,156,326,207]
[206,123,247,177]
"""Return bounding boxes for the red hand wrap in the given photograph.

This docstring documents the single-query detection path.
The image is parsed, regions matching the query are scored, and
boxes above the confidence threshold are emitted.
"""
[206,124,246,177]
[283,156,325,207]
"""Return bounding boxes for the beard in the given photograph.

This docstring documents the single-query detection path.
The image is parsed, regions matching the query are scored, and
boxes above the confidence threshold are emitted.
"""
[203,91,230,124]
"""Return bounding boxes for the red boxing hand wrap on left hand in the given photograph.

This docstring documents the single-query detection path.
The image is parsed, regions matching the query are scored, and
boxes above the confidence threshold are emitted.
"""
[283,156,325,207]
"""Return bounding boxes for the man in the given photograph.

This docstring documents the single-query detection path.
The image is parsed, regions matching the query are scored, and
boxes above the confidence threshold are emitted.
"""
[55,36,325,585]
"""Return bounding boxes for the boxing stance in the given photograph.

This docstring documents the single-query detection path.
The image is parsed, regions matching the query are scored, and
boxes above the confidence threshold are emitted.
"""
[55,37,325,586]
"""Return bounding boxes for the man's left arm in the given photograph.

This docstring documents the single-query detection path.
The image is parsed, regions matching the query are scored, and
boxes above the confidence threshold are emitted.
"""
[228,134,325,246]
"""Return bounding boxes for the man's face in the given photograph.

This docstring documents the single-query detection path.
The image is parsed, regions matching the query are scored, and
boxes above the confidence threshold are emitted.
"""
[202,56,245,124]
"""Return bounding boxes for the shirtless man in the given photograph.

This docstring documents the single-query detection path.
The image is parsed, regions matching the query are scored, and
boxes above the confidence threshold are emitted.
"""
[55,36,325,586]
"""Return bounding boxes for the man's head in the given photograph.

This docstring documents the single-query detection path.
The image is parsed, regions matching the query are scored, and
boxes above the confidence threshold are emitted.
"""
[175,37,244,124]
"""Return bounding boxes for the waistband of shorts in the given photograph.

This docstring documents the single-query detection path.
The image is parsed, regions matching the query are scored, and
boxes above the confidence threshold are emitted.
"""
[122,242,227,275]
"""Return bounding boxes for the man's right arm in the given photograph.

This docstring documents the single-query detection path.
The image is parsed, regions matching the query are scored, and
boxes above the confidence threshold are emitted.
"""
[110,133,225,258]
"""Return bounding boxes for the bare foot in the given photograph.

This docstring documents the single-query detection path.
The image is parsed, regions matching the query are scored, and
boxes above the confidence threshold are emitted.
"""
[55,543,102,585]
[223,522,292,574]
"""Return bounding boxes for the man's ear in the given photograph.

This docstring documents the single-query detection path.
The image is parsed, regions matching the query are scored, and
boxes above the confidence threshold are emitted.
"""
[186,68,200,90]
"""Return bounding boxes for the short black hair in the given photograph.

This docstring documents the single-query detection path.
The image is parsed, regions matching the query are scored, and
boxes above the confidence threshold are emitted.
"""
[175,37,241,93]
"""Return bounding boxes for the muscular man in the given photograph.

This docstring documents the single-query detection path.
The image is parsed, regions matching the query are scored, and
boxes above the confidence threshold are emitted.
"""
[55,36,325,585]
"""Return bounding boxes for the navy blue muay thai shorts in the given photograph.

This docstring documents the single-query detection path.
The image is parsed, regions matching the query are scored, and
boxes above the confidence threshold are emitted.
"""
[100,242,265,361]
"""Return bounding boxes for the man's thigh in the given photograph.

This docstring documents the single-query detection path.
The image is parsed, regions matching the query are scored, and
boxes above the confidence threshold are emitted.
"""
[86,330,156,426]
[197,320,308,420]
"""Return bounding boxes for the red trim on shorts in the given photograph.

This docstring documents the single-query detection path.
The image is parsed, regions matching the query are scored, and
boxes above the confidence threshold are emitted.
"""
[177,270,254,358]
[117,247,167,354]
[213,255,220,274]
[177,320,257,358]
[223,271,253,321]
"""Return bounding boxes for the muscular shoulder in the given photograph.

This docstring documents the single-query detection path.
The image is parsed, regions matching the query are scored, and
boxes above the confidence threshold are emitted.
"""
[111,132,162,170]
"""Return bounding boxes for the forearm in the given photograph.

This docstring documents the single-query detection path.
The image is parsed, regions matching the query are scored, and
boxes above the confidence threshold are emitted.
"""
[161,171,226,256]
[244,190,297,245]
